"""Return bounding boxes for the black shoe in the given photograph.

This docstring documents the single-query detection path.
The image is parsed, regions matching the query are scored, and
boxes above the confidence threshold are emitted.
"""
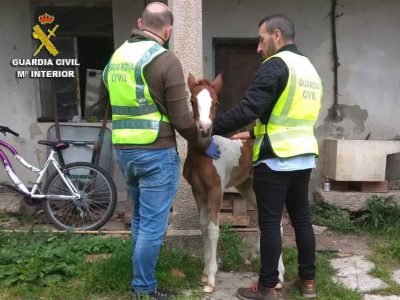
[132,288,177,300]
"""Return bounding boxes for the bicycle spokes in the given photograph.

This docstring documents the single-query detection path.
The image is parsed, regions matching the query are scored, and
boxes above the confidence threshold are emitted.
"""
[43,162,116,230]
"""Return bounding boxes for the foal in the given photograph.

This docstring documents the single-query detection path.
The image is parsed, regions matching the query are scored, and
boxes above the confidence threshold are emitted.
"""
[183,74,284,293]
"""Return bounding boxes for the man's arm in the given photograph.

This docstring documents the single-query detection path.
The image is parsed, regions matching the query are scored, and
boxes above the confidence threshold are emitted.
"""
[212,59,287,136]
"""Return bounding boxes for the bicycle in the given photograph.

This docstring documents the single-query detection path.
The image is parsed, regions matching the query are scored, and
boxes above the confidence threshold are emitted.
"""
[0,125,117,230]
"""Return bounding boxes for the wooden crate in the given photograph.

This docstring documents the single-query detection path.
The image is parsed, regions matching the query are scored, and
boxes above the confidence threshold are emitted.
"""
[219,188,250,227]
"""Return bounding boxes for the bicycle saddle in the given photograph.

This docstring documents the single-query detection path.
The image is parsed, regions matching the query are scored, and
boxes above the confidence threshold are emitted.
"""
[38,140,70,151]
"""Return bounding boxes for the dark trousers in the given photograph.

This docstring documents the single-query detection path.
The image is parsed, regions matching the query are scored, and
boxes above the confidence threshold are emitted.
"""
[254,163,316,288]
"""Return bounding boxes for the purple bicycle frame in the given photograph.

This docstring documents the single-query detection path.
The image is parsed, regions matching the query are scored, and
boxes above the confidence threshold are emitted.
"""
[0,139,19,170]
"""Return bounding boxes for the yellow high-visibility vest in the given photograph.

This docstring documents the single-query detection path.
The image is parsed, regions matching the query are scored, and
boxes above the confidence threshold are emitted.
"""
[103,40,170,145]
[253,50,323,161]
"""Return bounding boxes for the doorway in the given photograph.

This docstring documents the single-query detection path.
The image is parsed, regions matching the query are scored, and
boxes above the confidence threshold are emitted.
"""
[214,39,262,118]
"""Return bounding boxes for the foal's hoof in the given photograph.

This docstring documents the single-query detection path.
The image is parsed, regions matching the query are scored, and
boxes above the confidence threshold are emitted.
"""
[275,281,284,289]
[201,275,208,283]
[203,284,214,293]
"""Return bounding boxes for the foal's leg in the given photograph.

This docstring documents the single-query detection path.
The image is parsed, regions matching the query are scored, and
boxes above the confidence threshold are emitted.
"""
[192,190,210,284]
[277,221,285,288]
[203,185,223,293]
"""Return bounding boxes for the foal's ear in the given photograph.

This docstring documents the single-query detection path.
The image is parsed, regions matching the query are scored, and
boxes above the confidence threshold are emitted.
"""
[212,74,223,94]
[188,73,197,90]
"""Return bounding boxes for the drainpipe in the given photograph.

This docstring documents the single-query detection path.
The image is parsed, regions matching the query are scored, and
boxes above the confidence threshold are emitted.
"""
[329,0,344,122]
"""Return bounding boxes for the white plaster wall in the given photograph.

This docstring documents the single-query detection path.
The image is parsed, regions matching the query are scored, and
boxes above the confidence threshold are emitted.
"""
[203,0,400,140]
[202,0,332,126]
[202,0,332,197]
[202,0,400,196]
[0,0,43,185]
[336,0,400,139]
[111,0,143,49]
[2,0,400,225]
[111,0,168,49]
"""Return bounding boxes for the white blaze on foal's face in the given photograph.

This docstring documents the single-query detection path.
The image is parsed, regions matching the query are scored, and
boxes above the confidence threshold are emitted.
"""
[196,88,213,134]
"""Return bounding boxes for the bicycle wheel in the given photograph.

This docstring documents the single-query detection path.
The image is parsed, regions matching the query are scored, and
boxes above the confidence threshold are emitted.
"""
[43,162,117,230]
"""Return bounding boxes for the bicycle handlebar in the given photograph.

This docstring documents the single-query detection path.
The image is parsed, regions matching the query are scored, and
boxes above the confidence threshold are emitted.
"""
[0,126,19,137]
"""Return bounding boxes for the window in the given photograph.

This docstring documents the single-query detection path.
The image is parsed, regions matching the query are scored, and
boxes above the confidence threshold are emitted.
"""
[33,5,114,122]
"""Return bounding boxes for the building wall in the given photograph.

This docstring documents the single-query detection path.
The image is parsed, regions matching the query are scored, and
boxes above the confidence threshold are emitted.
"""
[0,0,42,184]
[111,0,143,48]
[202,0,400,203]
[1,0,400,230]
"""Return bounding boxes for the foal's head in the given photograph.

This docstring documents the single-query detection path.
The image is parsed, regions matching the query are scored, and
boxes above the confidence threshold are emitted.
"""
[188,73,223,137]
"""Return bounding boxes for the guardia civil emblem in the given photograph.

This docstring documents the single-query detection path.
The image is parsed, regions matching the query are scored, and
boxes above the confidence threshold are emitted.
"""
[32,13,59,57]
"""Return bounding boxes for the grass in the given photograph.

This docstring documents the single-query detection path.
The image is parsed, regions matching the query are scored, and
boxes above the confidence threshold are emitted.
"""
[218,224,245,271]
[0,225,365,300]
[311,202,357,234]
[311,195,400,237]
[367,240,400,296]
[0,230,204,300]
[2,200,400,300]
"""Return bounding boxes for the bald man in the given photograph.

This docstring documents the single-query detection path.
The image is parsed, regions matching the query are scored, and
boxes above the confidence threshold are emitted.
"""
[103,2,219,299]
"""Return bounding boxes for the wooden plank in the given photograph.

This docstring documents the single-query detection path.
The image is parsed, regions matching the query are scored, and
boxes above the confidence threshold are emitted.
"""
[232,196,246,216]
[224,187,240,194]
[1,228,258,235]
[219,213,250,227]
[329,180,388,193]
[331,180,349,191]
[221,198,232,211]
[360,181,388,193]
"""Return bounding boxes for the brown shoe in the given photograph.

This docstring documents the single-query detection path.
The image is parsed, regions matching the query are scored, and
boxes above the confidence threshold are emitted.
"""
[293,278,317,298]
[236,281,281,300]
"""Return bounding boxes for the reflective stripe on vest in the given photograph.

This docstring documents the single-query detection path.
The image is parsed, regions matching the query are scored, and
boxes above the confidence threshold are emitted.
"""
[253,51,323,161]
[103,40,169,145]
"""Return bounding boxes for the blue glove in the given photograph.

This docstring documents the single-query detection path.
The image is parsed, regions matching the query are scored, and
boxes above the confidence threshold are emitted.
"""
[204,137,221,159]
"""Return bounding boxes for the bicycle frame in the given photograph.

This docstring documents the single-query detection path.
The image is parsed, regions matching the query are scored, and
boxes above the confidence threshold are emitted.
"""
[0,139,79,200]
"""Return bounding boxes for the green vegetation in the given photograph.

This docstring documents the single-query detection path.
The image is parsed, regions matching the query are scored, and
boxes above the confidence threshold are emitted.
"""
[368,241,400,295]
[311,202,356,234]
[311,195,400,237]
[218,224,245,271]
[0,230,203,300]
[2,195,400,300]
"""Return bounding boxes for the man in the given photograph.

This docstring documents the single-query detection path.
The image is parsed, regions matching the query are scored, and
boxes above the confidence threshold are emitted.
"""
[212,14,322,300]
[102,3,220,299]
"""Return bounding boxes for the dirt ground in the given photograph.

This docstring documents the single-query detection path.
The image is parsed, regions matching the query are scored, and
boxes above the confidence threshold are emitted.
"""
[0,210,373,257]
[281,213,372,256]
[237,212,373,261]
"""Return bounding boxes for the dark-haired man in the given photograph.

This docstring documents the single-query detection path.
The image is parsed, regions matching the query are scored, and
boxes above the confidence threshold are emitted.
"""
[103,2,220,299]
[212,14,322,300]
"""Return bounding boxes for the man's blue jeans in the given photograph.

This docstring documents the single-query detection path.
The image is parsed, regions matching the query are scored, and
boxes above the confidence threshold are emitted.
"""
[115,147,180,293]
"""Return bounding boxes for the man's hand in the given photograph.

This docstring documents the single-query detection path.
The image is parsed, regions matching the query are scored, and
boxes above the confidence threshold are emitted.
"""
[231,131,251,140]
[204,137,221,159]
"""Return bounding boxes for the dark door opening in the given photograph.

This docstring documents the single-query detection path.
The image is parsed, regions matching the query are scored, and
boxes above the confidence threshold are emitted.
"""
[214,39,262,133]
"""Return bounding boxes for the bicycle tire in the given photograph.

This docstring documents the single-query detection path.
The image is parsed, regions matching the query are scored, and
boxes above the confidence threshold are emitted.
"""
[43,162,117,230]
